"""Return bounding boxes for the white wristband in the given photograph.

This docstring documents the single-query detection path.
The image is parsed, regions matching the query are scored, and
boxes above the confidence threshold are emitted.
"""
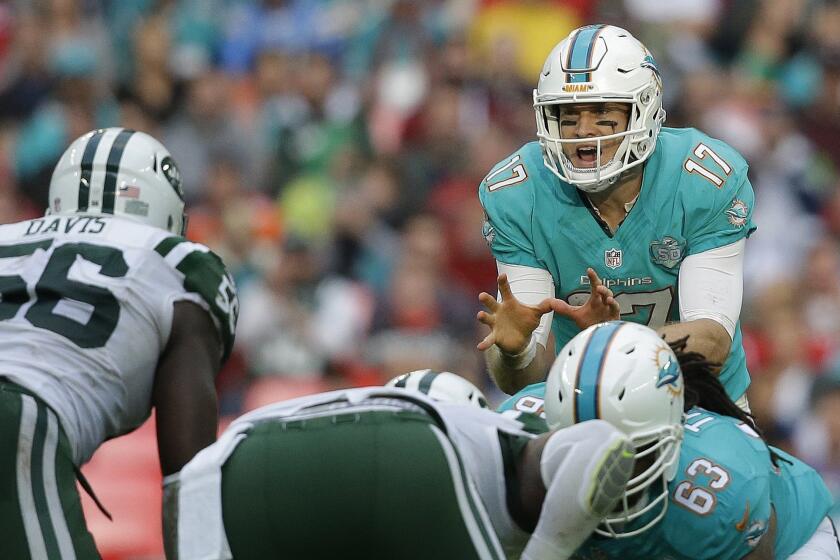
[500,335,538,370]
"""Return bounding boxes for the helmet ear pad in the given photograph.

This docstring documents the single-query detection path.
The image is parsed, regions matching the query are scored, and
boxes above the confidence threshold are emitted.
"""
[48,128,187,235]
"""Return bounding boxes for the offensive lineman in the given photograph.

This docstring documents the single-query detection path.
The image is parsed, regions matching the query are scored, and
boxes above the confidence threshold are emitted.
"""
[0,128,237,559]
[541,322,835,559]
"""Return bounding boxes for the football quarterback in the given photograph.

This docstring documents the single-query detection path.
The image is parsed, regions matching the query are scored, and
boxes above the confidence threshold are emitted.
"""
[477,25,755,412]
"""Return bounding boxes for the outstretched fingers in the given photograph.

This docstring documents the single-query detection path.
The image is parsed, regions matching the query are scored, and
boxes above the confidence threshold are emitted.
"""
[546,297,573,317]
[477,330,496,351]
[594,285,612,304]
[498,273,515,301]
[533,297,555,315]
[476,310,495,327]
[604,293,619,316]
[478,291,499,312]
[592,285,620,319]
[476,291,498,350]
[587,268,603,290]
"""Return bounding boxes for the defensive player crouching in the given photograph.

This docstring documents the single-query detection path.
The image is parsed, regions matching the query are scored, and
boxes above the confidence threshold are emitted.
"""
[173,371,636,560]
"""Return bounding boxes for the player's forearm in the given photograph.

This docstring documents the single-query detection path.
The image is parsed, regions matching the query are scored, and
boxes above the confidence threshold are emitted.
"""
[658,318,731,370]
[486,342,552,395]
[521,422,634,560]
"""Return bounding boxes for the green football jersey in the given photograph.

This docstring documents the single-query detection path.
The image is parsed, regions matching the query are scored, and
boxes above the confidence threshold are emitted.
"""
[479,127,756,400]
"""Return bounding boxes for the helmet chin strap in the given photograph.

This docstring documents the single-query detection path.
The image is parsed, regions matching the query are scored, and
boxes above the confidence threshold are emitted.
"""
[577,152,644,197]
[592,173,621,191]
[570,163,623,194]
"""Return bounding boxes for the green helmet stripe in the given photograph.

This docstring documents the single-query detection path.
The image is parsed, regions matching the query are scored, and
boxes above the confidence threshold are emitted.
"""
[101,129,136,215]
[418,371,439,394]
[78,130,105,211]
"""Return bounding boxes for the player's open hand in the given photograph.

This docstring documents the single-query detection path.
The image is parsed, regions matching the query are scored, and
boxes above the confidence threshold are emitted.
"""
[477,273,553,354]
[547,268,620,330]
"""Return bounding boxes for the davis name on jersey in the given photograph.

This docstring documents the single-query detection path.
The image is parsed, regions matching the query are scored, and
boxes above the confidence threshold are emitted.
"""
[0,214,238,464]
[479,127,756,400]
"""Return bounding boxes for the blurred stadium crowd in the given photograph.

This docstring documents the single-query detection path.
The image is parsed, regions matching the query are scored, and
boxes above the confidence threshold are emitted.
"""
[3,0,840,547]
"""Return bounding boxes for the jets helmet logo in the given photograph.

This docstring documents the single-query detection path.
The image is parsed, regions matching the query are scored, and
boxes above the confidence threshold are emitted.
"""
[160,156,184,201]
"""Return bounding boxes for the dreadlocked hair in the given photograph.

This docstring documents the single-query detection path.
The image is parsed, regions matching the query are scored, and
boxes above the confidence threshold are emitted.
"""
[668,336,790,468]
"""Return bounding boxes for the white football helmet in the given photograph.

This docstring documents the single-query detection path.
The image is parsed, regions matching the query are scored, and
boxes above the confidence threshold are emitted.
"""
[544,321,684,538]
[386,370,490,409]
[48,128,187,235]
[534,24,665,192]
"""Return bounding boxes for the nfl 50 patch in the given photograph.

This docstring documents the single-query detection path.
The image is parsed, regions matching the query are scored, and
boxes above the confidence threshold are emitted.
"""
[649,236,684,269]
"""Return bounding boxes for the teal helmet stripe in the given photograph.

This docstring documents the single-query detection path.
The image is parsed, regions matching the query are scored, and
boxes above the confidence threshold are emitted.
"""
[574,322,624,422]
[567,24,605,83]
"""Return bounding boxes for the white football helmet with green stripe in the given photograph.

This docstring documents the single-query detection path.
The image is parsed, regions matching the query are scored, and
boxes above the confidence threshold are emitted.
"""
[48,128,187,235]
[386,370,489,409]
[544,321,684,538]
[534,24,665,192]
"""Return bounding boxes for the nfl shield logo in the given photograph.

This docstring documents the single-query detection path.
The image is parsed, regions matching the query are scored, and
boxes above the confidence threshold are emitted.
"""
[605,248,622,269]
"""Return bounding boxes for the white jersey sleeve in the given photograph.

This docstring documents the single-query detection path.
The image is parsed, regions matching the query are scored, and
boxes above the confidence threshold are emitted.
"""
[678,238,745,339]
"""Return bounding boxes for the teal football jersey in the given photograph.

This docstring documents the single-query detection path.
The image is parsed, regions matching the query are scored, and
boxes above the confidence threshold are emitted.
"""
[498,382,548,419]
[498,393,833,559]
[574,409,831,560]
[479,128,756,400]
[768,445,835,559]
